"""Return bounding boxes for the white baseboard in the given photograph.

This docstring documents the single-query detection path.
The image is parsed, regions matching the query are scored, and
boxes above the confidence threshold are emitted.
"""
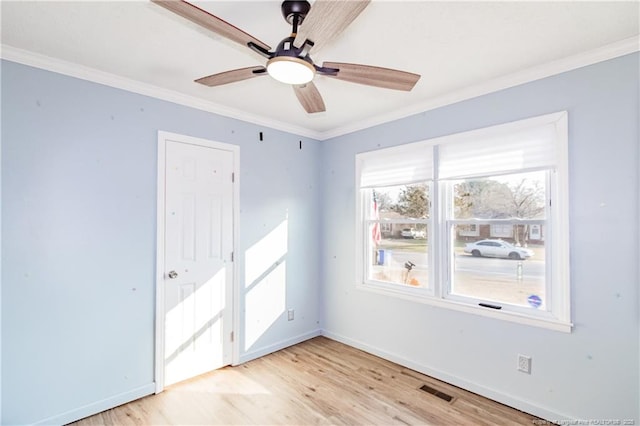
[238,328,322,365]
[26,329,321,425]
[32,383,155,426]
[26,329,567,424]
[321,329,570,422]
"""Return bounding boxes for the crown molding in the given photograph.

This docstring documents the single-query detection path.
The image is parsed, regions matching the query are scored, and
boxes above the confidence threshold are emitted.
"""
[2,35,638,141]
[318,35,640,141]
[0,45,324,140]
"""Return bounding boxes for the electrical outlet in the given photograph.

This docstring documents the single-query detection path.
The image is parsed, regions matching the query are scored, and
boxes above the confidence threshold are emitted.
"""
[517,354,531,374]
[287,309,294,321]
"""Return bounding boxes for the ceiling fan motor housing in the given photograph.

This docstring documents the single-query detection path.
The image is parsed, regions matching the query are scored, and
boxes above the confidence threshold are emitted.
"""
[274,36,313,63]
[267,36,316,85]
[281,1,311,25]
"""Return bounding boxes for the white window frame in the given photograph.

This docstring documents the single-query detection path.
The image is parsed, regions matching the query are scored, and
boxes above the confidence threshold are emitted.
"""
[355,140,436,297]
[355,111,571,332]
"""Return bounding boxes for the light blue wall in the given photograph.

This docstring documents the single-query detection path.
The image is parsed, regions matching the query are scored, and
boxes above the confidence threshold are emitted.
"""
[0,57,3,424]
[2,51,638,424]
[1,60,322,425]
[320,52,640,421]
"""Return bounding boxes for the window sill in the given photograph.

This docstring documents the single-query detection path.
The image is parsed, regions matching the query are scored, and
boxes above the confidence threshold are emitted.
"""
[357,281,572,333]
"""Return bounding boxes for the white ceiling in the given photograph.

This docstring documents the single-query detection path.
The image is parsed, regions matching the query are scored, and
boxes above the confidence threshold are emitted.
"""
[2,1,639,139]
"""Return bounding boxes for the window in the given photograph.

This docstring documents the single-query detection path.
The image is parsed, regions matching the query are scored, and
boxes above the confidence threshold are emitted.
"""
[356,112,570,331]
[490,224,514,238]
[358,143,433,292]
[380,222,392,234]
[458,224,479,237]
[530,224,543,240]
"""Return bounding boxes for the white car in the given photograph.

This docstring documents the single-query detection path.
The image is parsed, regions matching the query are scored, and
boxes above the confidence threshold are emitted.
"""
[413,229,426,239]
[463,239,533,260]
[401,228,416,238]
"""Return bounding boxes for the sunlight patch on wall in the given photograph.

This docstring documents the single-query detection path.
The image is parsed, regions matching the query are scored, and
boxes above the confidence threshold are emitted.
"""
[245,219,288,286]
[244,218,288,351]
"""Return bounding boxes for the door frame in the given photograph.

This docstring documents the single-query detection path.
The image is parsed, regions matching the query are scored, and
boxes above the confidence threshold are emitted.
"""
[155,131,240,394]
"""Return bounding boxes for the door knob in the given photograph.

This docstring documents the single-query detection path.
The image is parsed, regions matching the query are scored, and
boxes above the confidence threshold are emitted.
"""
[167,270,178,279]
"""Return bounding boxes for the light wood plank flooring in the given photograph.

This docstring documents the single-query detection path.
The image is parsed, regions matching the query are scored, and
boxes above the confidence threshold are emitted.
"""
[71,337,541,425]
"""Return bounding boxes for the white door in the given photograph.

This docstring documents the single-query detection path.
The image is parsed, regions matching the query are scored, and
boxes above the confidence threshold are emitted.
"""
[160,136,235,388]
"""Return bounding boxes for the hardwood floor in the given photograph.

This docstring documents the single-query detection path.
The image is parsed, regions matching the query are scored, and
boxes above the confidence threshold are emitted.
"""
[71,337,540,425]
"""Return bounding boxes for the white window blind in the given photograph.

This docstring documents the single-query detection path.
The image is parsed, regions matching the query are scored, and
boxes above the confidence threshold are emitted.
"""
[439,123,558,179]
[359,144,433,188]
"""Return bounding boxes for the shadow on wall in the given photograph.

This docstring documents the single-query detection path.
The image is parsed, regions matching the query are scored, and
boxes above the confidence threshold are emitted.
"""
[244,214,289,351]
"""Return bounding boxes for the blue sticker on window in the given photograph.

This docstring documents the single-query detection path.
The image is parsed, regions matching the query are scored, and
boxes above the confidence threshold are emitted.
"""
[527,295,542,308]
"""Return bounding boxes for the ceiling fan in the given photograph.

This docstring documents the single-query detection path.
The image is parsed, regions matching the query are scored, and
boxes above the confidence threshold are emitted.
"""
[152,0,421,114]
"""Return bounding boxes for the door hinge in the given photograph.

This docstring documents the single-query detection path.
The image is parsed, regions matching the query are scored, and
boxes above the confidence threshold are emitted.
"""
[231,251,234,262]
[230,331,234,342]
[231,172,235,183]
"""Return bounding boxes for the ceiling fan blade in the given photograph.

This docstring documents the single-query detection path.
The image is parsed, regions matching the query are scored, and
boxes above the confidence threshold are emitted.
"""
[152,0,270,52]
[195,66,266,87]
[322,62,420,91]
[293,82,326,114]
[293,0,370,54]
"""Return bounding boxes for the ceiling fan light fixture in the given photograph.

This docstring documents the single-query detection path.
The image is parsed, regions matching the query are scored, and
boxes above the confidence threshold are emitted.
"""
[266,56,315,85]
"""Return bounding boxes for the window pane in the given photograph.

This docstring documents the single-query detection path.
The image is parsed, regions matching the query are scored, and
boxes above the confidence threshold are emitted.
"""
[367,183,430,221]
[453,171,546,220]
[367,222,428,288]
[451,224,546,309]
